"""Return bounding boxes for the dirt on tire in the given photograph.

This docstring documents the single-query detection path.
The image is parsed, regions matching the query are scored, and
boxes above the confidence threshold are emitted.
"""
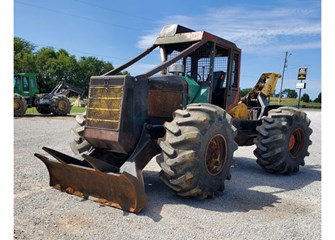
[49,94,72,116]
[14,93,28,117]
[70,111,92,154]
[156,103,238,198]
[254,107,313,174]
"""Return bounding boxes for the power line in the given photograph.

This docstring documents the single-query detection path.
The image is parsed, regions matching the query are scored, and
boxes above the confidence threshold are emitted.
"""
[15,1,155,63]
[15,1,140,32]
[73,0,155,22]
[30,41,130,62]
[20,40,158,66]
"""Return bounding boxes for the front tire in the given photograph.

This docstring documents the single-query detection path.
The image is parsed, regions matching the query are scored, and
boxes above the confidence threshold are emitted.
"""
[70,111,91,155]
[14,93,27,117]
[254,107,313,174]
[156,103,237,198]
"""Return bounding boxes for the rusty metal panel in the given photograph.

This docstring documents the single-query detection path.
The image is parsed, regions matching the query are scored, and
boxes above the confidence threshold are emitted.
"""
[148,90,182,117]
[35,125,159,213]
[147,75,187,119]
[35,148,147,213]
[155,31,204,45]
[84,75,148,154]
[84,128,125,152]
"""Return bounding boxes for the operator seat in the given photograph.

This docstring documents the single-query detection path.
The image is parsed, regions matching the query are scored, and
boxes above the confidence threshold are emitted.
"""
[212,71,226,90]
[211,71,226,107]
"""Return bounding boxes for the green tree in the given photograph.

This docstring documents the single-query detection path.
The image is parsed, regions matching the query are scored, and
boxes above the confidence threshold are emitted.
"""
[314,92,321,103]
[301,93,310,102]
[13,37,117,96]
[35,47,79,93]
[282,89,298,98]
[240,88,252,97]
[77,56,114,94]
[121,70,131,76]
[51,49,79,86]
[14,37,36,73]
[34,47,58,92]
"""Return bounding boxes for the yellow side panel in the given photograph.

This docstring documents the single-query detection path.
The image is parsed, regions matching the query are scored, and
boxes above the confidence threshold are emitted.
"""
[261,73,280,97]
[228,102,248,120]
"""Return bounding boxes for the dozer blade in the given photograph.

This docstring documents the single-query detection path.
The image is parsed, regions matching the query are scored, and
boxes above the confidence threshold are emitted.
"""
[34,147,147,213]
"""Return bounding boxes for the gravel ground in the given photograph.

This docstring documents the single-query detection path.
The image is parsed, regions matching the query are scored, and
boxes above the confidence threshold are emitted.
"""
[13,110,321,240]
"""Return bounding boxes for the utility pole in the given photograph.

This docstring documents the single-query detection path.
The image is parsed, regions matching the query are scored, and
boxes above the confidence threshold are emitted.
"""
[278,51,289,104]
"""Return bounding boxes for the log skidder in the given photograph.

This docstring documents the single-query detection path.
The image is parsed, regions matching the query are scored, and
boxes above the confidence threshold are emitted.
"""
[35,25,313,213]
[156,104,238,198]
[254,107,313,174]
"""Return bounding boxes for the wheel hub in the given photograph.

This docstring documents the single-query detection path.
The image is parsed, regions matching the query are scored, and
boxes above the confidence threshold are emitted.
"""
[58,100,67,111]
[14,100,20,110]
[206,135,227,175]
[288,128,304,158]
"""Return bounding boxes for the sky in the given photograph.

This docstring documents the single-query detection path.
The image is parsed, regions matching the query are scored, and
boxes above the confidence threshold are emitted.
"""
[12,0,322,99]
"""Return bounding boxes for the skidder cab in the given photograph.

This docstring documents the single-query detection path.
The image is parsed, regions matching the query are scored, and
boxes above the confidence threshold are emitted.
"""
[35,24,312,213]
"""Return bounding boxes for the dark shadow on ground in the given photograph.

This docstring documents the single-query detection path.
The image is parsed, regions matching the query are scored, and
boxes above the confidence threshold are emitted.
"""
[139,156,321,222]
[15,114,75,118]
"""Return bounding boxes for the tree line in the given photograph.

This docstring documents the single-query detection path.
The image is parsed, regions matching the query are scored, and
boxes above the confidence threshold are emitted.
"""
[14,37,129,96]
[240,88,321,103]
[15,37,321,104]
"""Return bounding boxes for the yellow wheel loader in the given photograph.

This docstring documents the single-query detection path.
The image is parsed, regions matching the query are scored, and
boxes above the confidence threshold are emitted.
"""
[35,24,312,213]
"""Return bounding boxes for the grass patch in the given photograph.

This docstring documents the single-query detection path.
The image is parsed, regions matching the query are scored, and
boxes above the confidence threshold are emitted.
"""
[70,106,86,114]
[25,97,320,115]
[25,97,87,115]
[26,106,86,115]
[270,97,321,108]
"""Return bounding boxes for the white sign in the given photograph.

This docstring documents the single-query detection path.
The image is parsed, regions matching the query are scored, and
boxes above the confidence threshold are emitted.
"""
[296,82,306,89]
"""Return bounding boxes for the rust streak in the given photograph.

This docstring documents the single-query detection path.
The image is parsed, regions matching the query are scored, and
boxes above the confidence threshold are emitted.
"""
[87,107,120,111]
[89,97,121,100]
[87,118,119,123]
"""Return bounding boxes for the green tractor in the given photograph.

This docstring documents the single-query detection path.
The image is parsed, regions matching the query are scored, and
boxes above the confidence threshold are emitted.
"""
[14,72,84,117]
[35,24,312,213]
[14,72,39,116]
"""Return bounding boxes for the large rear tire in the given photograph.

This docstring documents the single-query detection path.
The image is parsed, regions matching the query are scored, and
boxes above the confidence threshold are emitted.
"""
[14,93,28,117]
[70,111,92,155]
[50,94,71,116]
[254,107,313,174]
[36,105,51,114]
[35,95,51,114]
[156,103,237,198]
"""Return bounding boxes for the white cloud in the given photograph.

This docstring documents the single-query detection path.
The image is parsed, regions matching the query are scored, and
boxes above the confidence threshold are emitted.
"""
[137,32,157,50]
[137,4,321,55]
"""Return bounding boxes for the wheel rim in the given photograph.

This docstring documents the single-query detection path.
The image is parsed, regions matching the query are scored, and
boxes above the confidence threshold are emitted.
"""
[288,128,304,158]
[206,135,227,176]
[14,100,20,110]
[58,100,67,111]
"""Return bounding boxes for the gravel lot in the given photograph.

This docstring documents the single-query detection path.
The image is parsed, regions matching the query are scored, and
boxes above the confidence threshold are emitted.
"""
[14,110,321,240]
